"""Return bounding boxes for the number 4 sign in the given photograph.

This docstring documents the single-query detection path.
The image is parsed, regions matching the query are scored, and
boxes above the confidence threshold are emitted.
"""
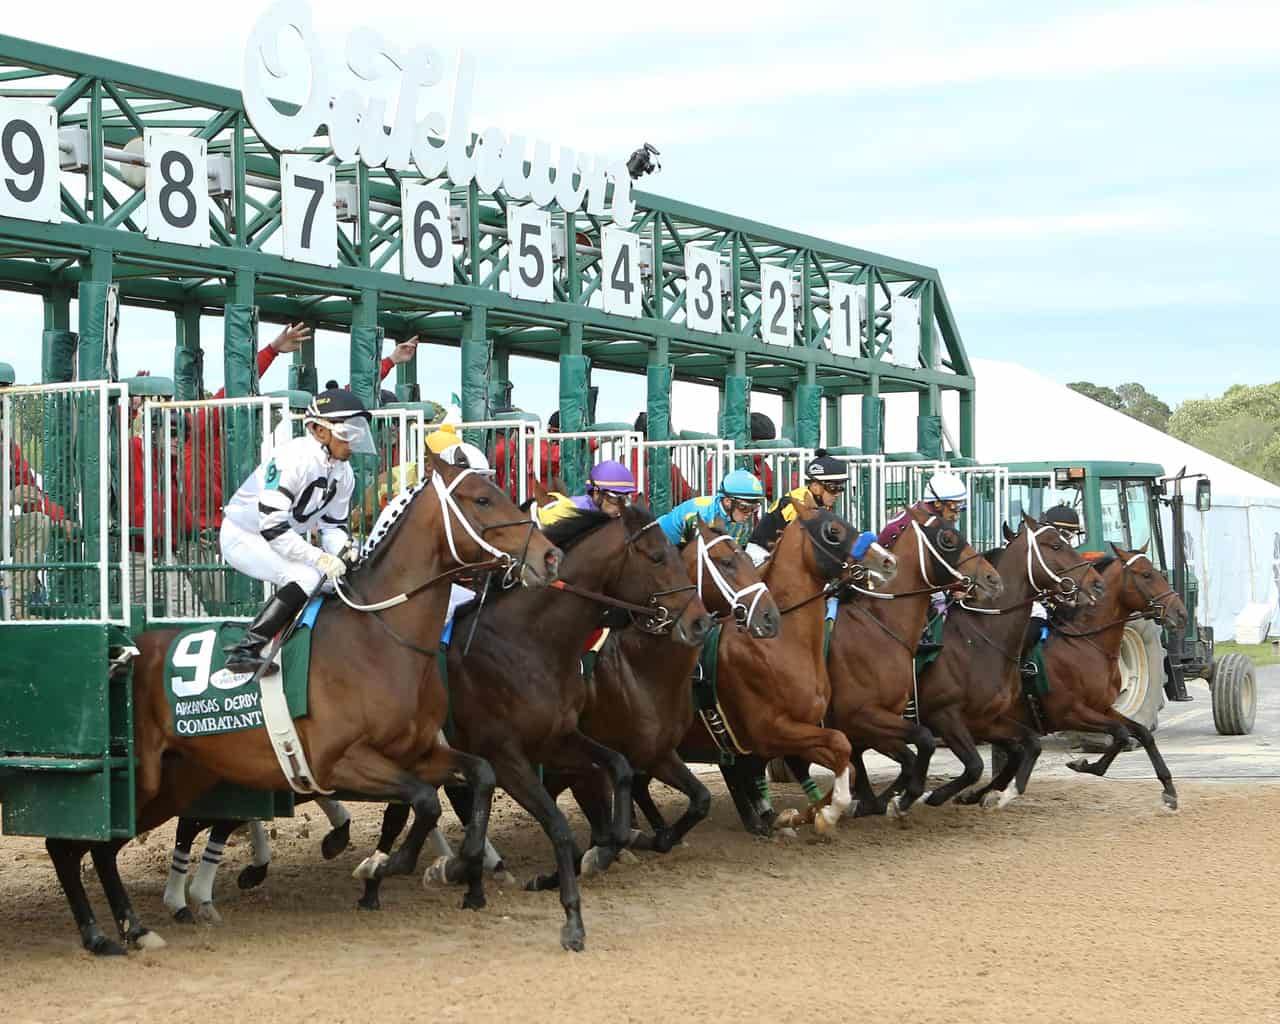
[281,154,337,267]
[0,100,59,222]
[145,132,208,246]
[602,226,642,318]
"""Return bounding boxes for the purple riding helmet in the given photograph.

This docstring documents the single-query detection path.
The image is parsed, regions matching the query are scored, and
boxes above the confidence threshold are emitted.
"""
[571,459,637,514]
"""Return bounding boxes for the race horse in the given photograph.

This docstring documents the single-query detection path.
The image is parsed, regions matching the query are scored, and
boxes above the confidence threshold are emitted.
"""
[46,456,563,956]
[544,514,782,860]
[778,508,1004,822]
[674,501,898,836]
[358,501,713,952]
[1000,543,1186,810]
[914,514,1106,808]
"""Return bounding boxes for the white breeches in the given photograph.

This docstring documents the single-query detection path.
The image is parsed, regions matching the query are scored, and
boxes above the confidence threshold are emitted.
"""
[220,519,322,592]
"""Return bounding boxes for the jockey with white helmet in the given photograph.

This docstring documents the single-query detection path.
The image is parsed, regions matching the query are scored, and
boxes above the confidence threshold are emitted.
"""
[221,388,375,674]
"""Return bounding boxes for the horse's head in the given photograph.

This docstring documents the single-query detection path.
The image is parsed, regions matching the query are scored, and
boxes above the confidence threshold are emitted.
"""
[791,502,861,584]
[1013,512,1104,607]
[1108,542,1187,630]
[430,454,561,586]
[906,505,1003,601]
[689,516,780,638]
[614,502,712,647]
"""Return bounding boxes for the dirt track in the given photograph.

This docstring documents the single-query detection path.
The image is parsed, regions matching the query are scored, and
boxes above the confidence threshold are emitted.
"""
[1,776,1278,1024]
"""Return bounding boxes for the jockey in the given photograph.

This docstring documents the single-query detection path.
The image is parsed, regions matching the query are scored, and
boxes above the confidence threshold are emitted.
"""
[1040,503,1085,546]
[220,389,375,674]
[538,459,638,526]
[749,450,847,551]
[657,468,765,548]
[876,470,968,547]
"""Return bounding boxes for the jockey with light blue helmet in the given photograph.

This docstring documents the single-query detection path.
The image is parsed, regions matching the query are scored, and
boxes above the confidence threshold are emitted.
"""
[656,468,766,548]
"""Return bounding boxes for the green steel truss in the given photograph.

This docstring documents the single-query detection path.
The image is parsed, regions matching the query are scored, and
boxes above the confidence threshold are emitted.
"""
[0,34,975,457]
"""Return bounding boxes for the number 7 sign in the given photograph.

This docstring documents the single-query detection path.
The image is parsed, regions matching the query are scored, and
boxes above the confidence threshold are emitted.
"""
[281,155,337,266]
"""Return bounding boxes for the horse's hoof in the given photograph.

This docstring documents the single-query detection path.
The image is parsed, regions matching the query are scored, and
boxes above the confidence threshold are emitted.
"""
[492,870,517,887]
[580,847,604,876]
[321,820,351,860]
[526,872,559,892]
[924,790,948,807]
[461,891,486,911]
[979,790,1001,809]
[172,906,195,925]
[955,790,981,806]
[356,895,380,912]
[423,855,452,887]
[194,902,221,924]
[774,808,802,829]
[774,827,798,839]
[1066,758,1089,773]
[86,934,127,957]
[615,848,639,866]
[130,929,167,951]
[237,862,268,890]
[560,924,586,952]
[886,794,909,819]
[814,806,839,835]
[1161,793,1179,813]
[352,850,389,881]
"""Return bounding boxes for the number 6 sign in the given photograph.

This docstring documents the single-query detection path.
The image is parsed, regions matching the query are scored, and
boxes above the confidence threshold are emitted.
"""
[401,182,452,285]
[0,100,59,222]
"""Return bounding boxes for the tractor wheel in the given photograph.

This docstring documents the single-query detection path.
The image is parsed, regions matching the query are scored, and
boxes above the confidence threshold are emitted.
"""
[1113,619,1166,731]
[1211,653,1257,735]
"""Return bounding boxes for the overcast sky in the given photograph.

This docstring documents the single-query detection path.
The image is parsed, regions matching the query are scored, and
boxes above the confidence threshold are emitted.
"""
[1,0,1276,433]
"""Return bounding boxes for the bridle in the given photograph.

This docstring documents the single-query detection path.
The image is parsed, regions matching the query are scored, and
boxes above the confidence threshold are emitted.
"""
[844,516,979,602]
[1052,551,1179,639]
[959,523,1094,615]
[692,531,770,630]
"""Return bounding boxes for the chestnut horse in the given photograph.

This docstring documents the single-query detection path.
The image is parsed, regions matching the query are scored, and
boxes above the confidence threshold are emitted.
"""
[361,502,713,952]
[677,503,898,836]
[47,456,561,956]
[545,515,781,858]
[780,508,1004,822]
[914,515,1106,809]
[1004,544,1186,810]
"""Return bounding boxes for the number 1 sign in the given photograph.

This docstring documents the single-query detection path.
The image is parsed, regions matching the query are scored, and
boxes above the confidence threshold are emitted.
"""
[0,100,59,222]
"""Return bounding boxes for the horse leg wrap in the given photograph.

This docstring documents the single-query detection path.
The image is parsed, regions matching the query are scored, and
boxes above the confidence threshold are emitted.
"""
[801,777,823,806]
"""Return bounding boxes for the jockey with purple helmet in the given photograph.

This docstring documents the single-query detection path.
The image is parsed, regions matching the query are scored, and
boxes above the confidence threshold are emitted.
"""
[537,459,638,525]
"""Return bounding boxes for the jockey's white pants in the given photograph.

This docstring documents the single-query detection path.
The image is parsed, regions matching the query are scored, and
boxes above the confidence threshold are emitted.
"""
[220,519,322,593]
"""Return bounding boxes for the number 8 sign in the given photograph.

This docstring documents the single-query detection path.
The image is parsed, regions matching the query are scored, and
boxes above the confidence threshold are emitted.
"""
[145,132,208,246]
[0,100,59,223]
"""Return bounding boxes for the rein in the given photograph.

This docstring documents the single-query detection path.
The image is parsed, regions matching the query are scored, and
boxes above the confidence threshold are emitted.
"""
[1051,553,1176,638]
[848,601,918,655]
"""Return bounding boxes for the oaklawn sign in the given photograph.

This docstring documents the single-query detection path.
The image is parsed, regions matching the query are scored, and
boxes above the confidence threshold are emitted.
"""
[243,0,637,225]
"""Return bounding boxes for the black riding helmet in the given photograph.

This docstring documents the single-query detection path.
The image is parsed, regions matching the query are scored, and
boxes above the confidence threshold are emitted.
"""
[1041,504,1084,538]
[805,450,847,484]
[305,388,377,455]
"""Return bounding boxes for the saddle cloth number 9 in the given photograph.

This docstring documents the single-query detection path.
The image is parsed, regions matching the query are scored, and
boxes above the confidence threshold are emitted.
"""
[170,628,244,696]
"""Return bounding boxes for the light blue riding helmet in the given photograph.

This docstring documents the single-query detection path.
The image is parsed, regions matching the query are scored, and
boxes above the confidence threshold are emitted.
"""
[718,469,766,502]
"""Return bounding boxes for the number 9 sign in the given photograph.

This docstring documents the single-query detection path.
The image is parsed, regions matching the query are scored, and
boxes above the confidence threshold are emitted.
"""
[400,182,452,285]
[145,132,209,246]
[0,100,59,223]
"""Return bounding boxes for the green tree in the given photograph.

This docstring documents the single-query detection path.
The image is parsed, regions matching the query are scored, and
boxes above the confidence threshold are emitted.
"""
[1168,382,1280,485]
[1068,381,1122,410]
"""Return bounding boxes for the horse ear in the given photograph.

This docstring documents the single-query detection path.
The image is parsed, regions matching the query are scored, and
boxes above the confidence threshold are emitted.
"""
[1109,541,1124,558]
[1138,539,1150,554]
[632,495,651,516]
[1020,511,1037,528]
[793,498,818,519]
[1002,522,1016,543]
[529,474,552,505]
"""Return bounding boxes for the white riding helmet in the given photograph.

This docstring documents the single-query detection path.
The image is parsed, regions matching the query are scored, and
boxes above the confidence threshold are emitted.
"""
[438,441,491,473]
[925,471,968,508]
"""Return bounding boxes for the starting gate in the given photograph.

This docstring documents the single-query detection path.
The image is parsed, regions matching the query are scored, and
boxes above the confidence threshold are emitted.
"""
[639,434,734,515]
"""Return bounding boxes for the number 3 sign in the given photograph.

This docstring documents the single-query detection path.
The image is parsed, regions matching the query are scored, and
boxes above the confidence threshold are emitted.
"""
[0,100,59,222]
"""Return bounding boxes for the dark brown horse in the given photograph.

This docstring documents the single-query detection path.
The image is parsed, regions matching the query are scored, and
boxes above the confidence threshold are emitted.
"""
[678,503,898,836]
[1012,544,1186,810]
[47,456,561,956]
[362,502,713,952]
[915,515,1106,809]
[782,507,1004,822]
[546,515,781,859]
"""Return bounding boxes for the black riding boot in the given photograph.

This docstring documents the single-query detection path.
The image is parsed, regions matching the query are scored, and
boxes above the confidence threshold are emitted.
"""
[224,582,310,676]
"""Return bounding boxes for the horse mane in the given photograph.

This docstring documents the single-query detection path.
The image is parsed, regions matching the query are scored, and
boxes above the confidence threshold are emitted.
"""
[538,507,614,549]
[352,481,429,576]
[1091,553,1118,572]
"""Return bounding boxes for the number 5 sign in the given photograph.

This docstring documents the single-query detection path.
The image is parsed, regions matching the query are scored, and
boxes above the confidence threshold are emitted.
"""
[0,100,59,222]
[145,132,208,246]
[506,203,553,302]
[281,154,337,266]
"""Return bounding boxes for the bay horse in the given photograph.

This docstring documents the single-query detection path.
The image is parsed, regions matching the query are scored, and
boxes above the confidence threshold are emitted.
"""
[542,514,781,860]
[47,455,562,956]
[996,543,1186,810]
[359,501,713,952]
[914,514,1106,809]
[779,507,1004,822]
[675,502,897,836]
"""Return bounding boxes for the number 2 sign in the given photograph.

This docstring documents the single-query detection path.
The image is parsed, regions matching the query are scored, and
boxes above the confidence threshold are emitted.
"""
[281,154,337,266]
[0,100,59,222]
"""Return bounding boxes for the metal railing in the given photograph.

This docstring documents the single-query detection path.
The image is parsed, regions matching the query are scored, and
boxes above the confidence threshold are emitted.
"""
[639,436,735,515]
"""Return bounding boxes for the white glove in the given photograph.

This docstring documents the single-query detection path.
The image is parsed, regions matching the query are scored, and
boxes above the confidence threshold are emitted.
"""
[314,552,347,582]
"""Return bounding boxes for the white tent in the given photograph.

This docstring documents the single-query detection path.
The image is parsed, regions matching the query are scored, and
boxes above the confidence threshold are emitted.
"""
[962,359,1280,638]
